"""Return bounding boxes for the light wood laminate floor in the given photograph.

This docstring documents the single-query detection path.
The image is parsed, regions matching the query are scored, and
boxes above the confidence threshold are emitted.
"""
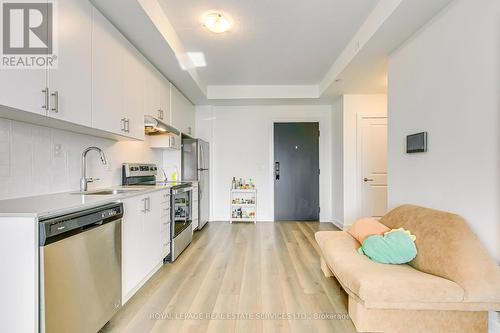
[101,222,357,333]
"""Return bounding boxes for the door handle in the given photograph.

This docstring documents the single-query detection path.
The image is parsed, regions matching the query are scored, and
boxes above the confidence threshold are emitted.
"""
[363,178,374,182]
[147,197,151,212]
[275,162,280,180]
[50,91,59,113]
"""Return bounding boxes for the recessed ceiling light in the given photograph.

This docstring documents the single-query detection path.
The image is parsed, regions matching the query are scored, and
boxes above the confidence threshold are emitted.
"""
[178,52,207,70]
[202,11,232,34]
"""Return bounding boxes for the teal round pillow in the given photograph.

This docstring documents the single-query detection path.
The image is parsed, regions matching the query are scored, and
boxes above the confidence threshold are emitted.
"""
[358,230,417,264]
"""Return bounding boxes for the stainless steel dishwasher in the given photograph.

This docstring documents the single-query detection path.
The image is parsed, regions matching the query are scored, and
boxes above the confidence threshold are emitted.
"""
[39,202,123,333]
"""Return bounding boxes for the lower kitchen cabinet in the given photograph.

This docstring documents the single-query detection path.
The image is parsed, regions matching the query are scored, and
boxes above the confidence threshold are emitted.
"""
[121,190,170,304]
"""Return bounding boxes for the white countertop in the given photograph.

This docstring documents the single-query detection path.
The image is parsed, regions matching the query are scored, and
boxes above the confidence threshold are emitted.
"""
[0,185,175,219]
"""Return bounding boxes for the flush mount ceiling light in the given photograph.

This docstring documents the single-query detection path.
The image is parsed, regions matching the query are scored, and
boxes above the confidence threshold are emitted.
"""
[202,11,232,33]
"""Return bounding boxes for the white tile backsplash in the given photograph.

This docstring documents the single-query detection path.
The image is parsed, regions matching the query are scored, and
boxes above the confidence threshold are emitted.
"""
[0,117,163,200]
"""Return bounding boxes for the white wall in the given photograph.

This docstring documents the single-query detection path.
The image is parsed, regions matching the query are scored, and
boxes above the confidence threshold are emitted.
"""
[196,104,332,222]
[0,117,162,200]
[387,1,500,330]
[388,0,500,262]
[331,94,387,228]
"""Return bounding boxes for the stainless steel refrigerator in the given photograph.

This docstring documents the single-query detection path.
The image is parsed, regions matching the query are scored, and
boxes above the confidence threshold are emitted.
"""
[182,137,209,229]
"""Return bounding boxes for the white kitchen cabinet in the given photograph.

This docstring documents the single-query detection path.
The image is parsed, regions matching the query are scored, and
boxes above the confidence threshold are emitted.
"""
[143,65,171,124]
[92,8,144,140]
[159,191,171,259]
[0,0,48,115]
[0,66,47,116]
[143,191,161,274]
[121,195,146,303]
[159,76,171,124]
[0,0,92,125]
[47,0,92,126]
[91,8,126,136]
[121,190,170,304]
[123,46,146,140]
[171,85,195,135]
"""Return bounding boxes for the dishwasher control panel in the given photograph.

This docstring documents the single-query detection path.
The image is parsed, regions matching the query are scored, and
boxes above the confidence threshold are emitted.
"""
[39,203,123,245]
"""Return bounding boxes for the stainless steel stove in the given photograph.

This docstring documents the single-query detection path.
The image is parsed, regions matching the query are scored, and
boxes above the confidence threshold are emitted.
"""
[122,163,193,262]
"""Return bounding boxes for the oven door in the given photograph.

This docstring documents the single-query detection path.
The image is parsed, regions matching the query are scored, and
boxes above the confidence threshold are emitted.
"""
[171,186,192,238]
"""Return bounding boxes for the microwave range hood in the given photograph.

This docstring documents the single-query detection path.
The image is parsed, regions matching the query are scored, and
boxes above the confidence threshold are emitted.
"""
[144,115,180,136]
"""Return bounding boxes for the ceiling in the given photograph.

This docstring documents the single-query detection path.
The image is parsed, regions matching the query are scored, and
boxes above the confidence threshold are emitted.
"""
[158,0,378,86]
[92,0,454,104]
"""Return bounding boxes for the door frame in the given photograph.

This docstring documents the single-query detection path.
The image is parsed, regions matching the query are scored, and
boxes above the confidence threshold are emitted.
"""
[356,115,388,219]
[270,119,322,222]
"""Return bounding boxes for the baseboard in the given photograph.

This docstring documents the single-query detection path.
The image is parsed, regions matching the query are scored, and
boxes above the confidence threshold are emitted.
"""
[330,219,344,230]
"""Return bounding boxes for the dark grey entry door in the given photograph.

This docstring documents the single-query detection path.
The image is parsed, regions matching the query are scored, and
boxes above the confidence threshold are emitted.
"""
[274,122,320,221]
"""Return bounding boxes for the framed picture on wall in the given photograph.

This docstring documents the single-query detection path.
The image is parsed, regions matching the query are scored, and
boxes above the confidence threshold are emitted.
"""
[406,132,428,153]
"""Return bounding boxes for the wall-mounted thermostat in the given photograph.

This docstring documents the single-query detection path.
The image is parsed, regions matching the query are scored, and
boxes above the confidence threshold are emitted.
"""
[406,132,427,153]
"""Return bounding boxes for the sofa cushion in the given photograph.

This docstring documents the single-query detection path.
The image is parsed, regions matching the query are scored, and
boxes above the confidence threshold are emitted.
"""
[347,217,390,244]
[315,231,464,305]
[381,205,500,303]
[359,230,417,264]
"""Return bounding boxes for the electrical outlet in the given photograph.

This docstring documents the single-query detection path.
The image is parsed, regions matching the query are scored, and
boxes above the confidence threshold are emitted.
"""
[53,144,62,158]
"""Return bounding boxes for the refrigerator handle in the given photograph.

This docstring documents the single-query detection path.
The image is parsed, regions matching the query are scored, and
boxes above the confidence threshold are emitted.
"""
[199,142,204,171]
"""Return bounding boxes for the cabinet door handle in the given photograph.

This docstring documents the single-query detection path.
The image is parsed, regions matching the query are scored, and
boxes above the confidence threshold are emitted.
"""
[42,88,49,110]
[125,118,130,133]
[146,197,151,212]
[50,91,59,113]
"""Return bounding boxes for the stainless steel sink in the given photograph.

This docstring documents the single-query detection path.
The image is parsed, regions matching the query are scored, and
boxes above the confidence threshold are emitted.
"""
[71,189,141,195]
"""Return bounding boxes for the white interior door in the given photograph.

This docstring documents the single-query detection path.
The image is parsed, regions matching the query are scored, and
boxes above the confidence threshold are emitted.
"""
[360,117,388,218]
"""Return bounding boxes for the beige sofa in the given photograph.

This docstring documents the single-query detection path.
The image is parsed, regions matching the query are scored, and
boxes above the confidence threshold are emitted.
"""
[315,205,500,333]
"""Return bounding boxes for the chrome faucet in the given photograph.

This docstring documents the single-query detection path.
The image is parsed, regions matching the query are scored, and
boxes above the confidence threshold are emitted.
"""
[80,146,108,192]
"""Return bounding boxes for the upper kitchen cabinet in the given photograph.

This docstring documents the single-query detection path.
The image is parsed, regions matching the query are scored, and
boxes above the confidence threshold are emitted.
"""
[91,8,143,140]
[159,76,171,124]
[47,0,92,126]
[92,8,128,137]
[123,46,146,140]
[0,0,92,124]
[0,0,48,115]
[0,61,47,116]
[143,65,171,124]
[171,85,195,135]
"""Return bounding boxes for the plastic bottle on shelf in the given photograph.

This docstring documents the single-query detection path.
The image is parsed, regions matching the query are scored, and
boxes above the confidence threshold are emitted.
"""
[231,177,236,189]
